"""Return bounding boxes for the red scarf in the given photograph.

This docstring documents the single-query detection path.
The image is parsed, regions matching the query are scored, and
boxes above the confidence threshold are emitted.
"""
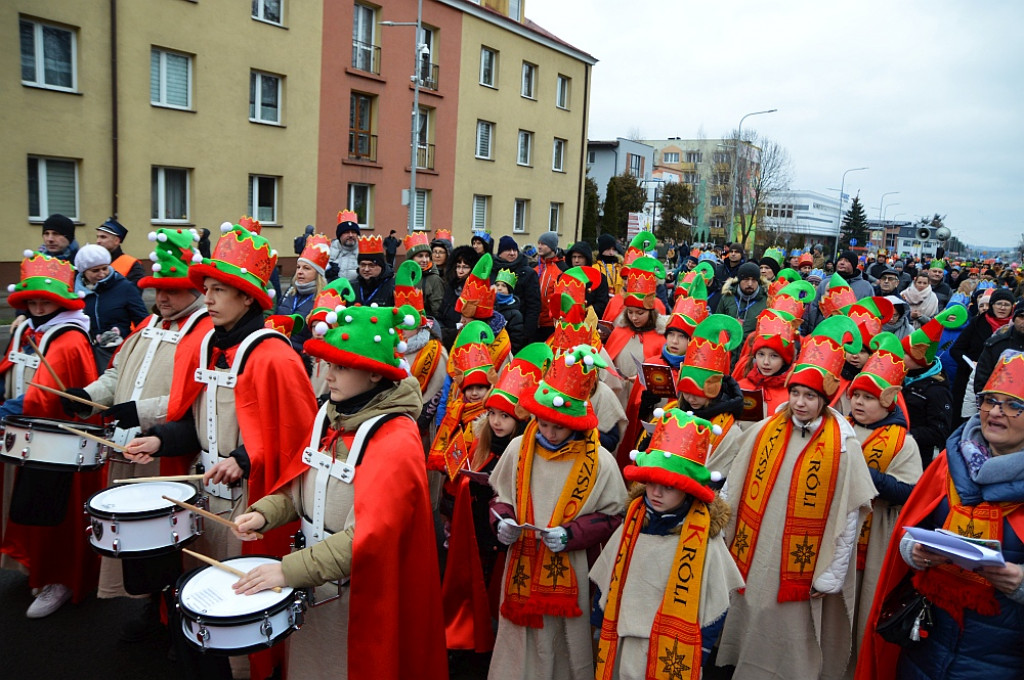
[985,312,1010,333]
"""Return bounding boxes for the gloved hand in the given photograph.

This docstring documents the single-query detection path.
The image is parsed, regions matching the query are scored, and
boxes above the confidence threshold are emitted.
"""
[325,262,340,282]
[541,526,570,553]
[104,401,140,429]
[638,390,661,421]
[496,518,522,546]
[96,328,123,348]
[59,387,94,418]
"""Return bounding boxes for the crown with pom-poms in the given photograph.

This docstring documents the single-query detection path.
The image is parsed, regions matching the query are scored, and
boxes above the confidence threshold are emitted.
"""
[404,230,431,257]
[188,219,278,310]
[750,309,798,363]
[264,313,305,339]
[7,251,84,310]
[624,408,720,503]
[676,314,743,398]
[455,253,496,319]
[521,344,607,430]
[485,342,554,419]
[298,233,331,275]
[786,315,862,397]
[902,305,968,365]
[434,228,452,244]
[138,228,202,290]
[848,332,907,409]
[980,349,1024,402]
[667,274,709,337]
[847,296,895,347]
[818,273,857,318]
[307,279,357,338]
[303,304,421,381]
[393,260,426,325]
[623,256,666,309]
[448,320,497,389]
[550,265,600,324]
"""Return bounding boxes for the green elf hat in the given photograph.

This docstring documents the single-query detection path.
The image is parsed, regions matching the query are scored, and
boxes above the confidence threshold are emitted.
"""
[786,315,862,398]
[188,218,278,310]
[676,314,743,399]
[762,247,785,268]
[485,342,554,419]
[456,253,496,320]
[674,261,716,299]
[393,260,427,326]
[496,268,518,290]
[625,408,720,503]
[666,274,708,337]
[7,251,85,311]
[847,296,895,347]
[449,320,498,389]
[309,279,357,337]
[766,267,803,305]
[521,344,608,430]
[818,272,857,318]
[622,231,657,271]
[848,332,907,409]
[769,280,817,325]
[551,265,601,324]
[264,313,305,339]
[304,304,421,381]
[139,227,202,290]
[902,305,968,365]
[623,256,666,309]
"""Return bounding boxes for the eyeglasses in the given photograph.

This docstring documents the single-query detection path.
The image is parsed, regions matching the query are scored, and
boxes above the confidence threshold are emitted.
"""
[978,395,1024,418]
[358,262,382,270]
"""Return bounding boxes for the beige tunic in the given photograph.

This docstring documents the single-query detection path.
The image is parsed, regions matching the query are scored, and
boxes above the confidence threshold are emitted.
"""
[593,380,628,442]
[716,409,876,680]
[488,435,627,680]
[707,420,744,482]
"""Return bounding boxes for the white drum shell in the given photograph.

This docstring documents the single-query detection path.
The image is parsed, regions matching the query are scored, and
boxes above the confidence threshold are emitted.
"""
[86,482,202,557]
[0,417,107,470]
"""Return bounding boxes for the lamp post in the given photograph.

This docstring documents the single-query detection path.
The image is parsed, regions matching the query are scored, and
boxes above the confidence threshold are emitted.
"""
[835,166,868,256]
[730,108,777,243]
[877,191,899,223]
[881,202,900,223]
[381,0,425,236]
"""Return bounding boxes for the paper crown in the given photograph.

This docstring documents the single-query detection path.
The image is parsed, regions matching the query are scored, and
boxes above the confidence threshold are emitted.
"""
[766,268,803,306]
[787,316,862,397]
[770,280,816,325]
[551,265,600,324]
[304,304,421,381]
[393,260,425,323]
[667,274,708,337]
[625,408,719,503]
[298,233,331,275]
[188,220,278,310]
[139,228,202,290]
[521,344,607,430]
[449,320,497,388]
[456,253,496,319]
[264,313,305,339]
[7,251,84,310]
[818,273,857,318]
[849,332,907,409]
[358,234,384,257]
[798,252,814,266]
[496,268,518,290]
[762,247,784,267]
[929,259,945,270]
[623,232,656,271]
[434,228,452,244]
[980,350,1024,401]
[676,314,743,399]
[902,305,968,365]
[624,256,665,309]
[404,231,431,256]
[485,342,554,418]
[471,230,492,244]
[847,297,895,347]
[751,309,798,363]
[307,279,357,336]
[337,210,359,227]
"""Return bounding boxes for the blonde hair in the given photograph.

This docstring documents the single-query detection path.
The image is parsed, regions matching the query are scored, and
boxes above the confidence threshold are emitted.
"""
[956,279,977,296]
[469,415,494,471]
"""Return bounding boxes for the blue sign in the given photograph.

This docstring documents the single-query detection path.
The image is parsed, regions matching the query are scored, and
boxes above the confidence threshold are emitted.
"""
[849,238,858,246]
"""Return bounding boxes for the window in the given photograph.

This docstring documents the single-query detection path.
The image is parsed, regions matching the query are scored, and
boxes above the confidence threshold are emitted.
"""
[472,195,489,231]
[713,173,730,185]
[710,217,725,229]
[479,47,497,87]
[475,120,494,159]
[27,156,77,220]
[416,107,433,169]
[251,0,283,25]
[347,183,371,227]
[552,138,566,172]
[249,71,281,124]
[151,167,189,223]
[513,199,528,233]
[413,189,430,231]
[683,172,698,184]
[248,175,278,224]
[587,150,596,164]
[352,3,377,74]
[713,151,731,164]
[417,27,437,90]
[663,151,680,164]
[349,92,376,160]
[685,151,702,163]
[150,48,191,109]
[711,195,726,207]
[628,153,644,178]
[517,130,533,166]
[508,0,522,21]
[548,203,562,232]
[521,62,536,99]
[556,75,570,109]
[20,19,76,91]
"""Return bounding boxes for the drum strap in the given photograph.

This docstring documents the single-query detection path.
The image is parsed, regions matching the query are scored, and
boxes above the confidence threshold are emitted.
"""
[7,324,83,397]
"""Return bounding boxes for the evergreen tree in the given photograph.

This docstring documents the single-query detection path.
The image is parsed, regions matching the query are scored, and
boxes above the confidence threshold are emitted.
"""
[582,176,600,242]
[840,194,869,249]
[602,179,621,239]
[656,182,695,242]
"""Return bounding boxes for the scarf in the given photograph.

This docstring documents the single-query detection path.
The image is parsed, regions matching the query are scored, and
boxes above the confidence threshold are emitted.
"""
[985,311,1011,333]
[729,410,842,601]
[427,396,485,476]
[500,421,600,627]
[661,346,686,370]
[853,423,905,569]
[903,360,942,386]
[595,496,710,680]
[409,337,443,394]
[495,291,515,307]
[209,306,266,368]
[901,284,933,307]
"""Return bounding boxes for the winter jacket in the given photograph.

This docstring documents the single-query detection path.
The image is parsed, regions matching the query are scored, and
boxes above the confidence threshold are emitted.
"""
[328,238,359,282]
[419,264,445,320]
[949,313,1005,416]
[276,285,317,355]
[495,294,526,354]
[902,365,953,467]
[974,322,1024,396]
[565,241,610,319]
[78,270,149,341]
[715,278,769,339]
[350,266,396,308]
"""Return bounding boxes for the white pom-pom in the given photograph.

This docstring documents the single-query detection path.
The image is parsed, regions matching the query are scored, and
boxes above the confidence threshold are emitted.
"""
[314,321,328,336]
[663,451,672,459]
[403,314,415,326]
[220,221,233,232]
[388,328,395,335]
[370,302,379,308]
[44,278,51,284]
[397,340,408,353]
[653,407,665,419]
[629,449,640,462]
[686,410,693,416]
[564,354,577,366]
[709,471,723,483]
[191,253,203,263]
[149,252,158,262]
[239,267,247,275]
[712,424,723,436]
[374,335,381,343]
[152,263,162,272]
[147,231,158,242]
[268,288,276,299]
[583,355,594,366]
[23,249,34,258]
[325,312,338,325]
[270,250,278,258]
[157,233,168,242]
[77,291,86,298]
[552,396,565,407]
[7,284,15,293]
[344,315,353,323]
[399,358,411,375]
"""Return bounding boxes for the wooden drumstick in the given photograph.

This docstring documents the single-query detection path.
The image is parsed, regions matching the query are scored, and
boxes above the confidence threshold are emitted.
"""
[24,335,65,391]
[162,495,264,540]
[181,549,281,593]
[113,473,206,483]
[56,423,127,452]
[28,382,106,410]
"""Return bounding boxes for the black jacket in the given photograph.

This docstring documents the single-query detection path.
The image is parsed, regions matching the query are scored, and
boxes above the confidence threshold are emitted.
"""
[495,295,526,354]
[493,252,541,341]
[80,271,149,340]
[902,367,953,467]
[349,266,395,307]
[974,322,1024,395]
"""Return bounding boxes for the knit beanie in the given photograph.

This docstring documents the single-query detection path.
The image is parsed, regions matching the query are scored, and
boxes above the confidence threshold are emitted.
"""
[537,231,559,251]
[839,250,859,272]
[497,235,519,256]
[597,233,617,254]
[42,214,75,241]
[989,288,1015,310]
[74,243,112,272]
[736,261,761,282]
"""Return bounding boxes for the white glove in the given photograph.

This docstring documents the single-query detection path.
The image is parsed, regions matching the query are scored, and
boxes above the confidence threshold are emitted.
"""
[541,526,570,553]
[496,518,522,546]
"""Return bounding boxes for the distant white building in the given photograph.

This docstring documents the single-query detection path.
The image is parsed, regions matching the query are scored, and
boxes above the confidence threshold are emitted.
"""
[760,189,842,250]
[586,139,656,202]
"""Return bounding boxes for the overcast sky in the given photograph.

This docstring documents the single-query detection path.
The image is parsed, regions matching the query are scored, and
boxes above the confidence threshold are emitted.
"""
[528,0,1024,249]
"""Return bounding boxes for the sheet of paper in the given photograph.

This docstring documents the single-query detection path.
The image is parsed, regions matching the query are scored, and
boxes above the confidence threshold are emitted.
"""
[903,526,1005,569]
[491,508,550,534]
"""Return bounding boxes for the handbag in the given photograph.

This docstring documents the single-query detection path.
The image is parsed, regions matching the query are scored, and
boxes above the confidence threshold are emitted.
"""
[875,572,933,646]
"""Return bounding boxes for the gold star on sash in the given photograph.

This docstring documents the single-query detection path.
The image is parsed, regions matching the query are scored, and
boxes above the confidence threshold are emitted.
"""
[790,534,817,572]
[733,527,750,557]
[543,555,569,586]
[658,640,692,680]
[957,519,984,539]
[511,563,529,593]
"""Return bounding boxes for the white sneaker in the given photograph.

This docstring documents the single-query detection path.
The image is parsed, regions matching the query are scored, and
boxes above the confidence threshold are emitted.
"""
[26,584,71,618]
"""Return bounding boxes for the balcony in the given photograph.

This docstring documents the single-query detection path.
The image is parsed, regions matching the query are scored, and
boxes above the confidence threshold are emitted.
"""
[415,143,435,170]
[351,40,380,75]
[348,131,377,162]
[418,62,439,91]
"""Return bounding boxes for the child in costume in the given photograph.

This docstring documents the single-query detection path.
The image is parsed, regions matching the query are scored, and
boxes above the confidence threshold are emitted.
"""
[832,297,894,415]
[457,253,513,370]
[494,268,526,353]
[591,409,744,679]
[232,304,448,680]
[488,344,628,680]
[602,232,668,322]
[405,230,446,319]
[306,277,357,397]
[735,309,798,423]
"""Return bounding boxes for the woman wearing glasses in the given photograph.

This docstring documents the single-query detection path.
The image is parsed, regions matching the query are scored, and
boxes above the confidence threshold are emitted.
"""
[858,349,1024,680]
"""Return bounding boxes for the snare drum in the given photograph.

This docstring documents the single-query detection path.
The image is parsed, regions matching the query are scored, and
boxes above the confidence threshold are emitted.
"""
[177,556,306,654]
[86,482,203,557]
[0,415,109,470]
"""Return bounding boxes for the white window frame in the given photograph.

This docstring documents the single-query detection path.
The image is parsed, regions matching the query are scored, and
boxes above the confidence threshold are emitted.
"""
[556,75,569,109]
[248,175,279,225]
[711,195,726,207]
[20,19,77,92]
[513,199,528,234]
[548,203,561,233]
[151,166,190,224]
[416,106,431,168]
[249,70,282,125]
[663,152,680,164]
[628,153,644,178]
[347,183,372,228]
[251,0,284,26]
[517,130,533,167]
[479,47,497,87]
[27,156,79,221]
[521,62,536,99]
[552,138,566,172]
[150,48,192,110]
[472,195,489,232]
[508,0,522,21]
[352,3,377,73]
[475,120,494,160]
[685,151,702,163]
[413,189,429,231]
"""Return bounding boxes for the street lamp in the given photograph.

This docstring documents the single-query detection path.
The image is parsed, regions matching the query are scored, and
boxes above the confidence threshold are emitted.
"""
[730,108,777,243]
[640,178,665,234]
[877,191,899,223]
[881,202,900,222]
[835,166,868,256]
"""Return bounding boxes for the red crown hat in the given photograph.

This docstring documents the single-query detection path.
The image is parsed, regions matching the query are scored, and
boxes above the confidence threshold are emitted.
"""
[848,333,907,409]
[623,256,665,309]
[624,409,719,502]
[787,316,861,397]
[521,344,607,429]
[434,228,452,244]
[7,251,85,310]
[337,210,358,227]
[847,297,895,347]
[358,234,384,256]
[769,280,816,328]
[751,309,798,363]
[550,266,601,324]
[404,231,431,257]
[819,273,857,318]
[298,233,331,274]
[456,253,496,320]
[238,216,262,234]
[188,220,278,310]
[766,268,804,306]
[676,315,743,398]
[449,320,498,389]
[264,313,305,339]
[980,350,1024,401]
[666,274,709,337]
[548,321,602,358]
[393,260,426,325]
[485,343,554,418]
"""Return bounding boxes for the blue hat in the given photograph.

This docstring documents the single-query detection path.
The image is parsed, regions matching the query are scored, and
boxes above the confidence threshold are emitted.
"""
[472,230,492,245]
[98,218,129,241]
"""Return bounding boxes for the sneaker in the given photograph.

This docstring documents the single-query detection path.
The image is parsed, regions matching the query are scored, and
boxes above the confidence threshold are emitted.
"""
[26,584,71,618]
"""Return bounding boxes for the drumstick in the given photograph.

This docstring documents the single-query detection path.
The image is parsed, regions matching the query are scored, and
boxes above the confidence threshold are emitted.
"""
[181,549,281,593]
[113,473,207,484]
[56,422,128,452]
[24,335,66,391]
[162,495,264,540]
[28,382,106,410]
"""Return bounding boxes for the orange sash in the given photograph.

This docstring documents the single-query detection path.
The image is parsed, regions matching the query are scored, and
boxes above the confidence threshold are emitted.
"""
[427,398,483,472]
[855,424,905,570]
[710,413,734,454]
[410,338,442,394]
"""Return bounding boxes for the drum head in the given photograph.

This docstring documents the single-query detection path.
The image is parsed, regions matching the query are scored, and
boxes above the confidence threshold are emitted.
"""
[179,557,292,619]
[88,482,198,518]
[3,415,106,434]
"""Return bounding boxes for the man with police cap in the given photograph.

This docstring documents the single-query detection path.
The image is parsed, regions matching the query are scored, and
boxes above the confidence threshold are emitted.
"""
[96,218,145,284]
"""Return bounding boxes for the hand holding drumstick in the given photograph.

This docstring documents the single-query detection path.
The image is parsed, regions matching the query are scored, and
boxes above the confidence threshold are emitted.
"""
[232,511,268,542]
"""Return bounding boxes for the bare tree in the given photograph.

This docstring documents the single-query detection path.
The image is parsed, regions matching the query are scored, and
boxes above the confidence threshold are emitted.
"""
[626,126,644,142]
[724,129,792,248]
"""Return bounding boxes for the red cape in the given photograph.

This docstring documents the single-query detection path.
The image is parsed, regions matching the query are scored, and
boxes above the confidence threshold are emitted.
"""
[601,294,668,323]
[441,475,495,652]
[605,324,666,366]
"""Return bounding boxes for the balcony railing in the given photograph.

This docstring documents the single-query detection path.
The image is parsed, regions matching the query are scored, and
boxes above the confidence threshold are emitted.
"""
[418,62,439,91]
[348,131,377,162]
[351,40,380,75]
[415,143,435,170]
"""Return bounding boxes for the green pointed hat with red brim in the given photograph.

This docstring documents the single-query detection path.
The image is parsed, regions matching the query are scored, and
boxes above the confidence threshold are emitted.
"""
[676,314,743,398]
[485,342,554,418]
[139,227,202,290]
[786,315,862,397]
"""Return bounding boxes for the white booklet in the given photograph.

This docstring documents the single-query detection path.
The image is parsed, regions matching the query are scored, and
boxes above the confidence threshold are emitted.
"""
[903,526,1005,570]
[491,508,551,534]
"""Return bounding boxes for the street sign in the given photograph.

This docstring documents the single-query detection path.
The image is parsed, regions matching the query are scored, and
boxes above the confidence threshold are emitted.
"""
[849,238,858,246]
